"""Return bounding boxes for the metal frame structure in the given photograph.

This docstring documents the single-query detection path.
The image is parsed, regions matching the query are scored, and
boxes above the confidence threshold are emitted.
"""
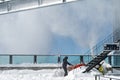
[95,74,120,80]
[0,53,120,68]
[0,0,77,15]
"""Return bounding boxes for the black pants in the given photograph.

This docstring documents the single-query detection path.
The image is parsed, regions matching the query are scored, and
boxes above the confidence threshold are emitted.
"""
[63,66,68,76]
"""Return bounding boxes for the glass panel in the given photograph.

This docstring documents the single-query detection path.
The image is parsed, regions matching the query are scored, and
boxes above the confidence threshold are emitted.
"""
[88,55,93,63]
[37,55,58,63]
[69,56,79,64]
[41,0,61,4]
[113,55,120,67]
[0,56,9,64]
[84,55,91,64]
[60,55,65,62]
[13,56,34,64]
[61,55,84,64]
[0,2,7,14]
[111,56,114,66]
[105,57,109,63]
[10,0,38,11]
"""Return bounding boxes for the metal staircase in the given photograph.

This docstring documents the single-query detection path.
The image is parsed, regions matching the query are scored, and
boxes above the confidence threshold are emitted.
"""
[83,43,119,73]
[83,50,111,73]
[81,29,120,73]
[71,31,114,65]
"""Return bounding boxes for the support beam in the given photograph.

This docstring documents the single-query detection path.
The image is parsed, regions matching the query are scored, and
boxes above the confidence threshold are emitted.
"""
[108,56,112,65]
[58,55,61,63]
[80,56,84,64]
[34,55,37,64]
[9,55,13,64]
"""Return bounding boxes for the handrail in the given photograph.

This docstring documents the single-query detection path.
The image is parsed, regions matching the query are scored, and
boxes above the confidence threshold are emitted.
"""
[84,29,120,56]
[0,0,77,15]
[0,53,96,56]
[95,74,120,80]
[0,54,94,65]
[70,32,114,64]
[85,32,113,55]
[71,29,120,64]
[0,53,120,67]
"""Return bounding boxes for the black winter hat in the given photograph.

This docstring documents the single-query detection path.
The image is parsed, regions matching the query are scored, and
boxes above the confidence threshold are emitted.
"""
[65,56,68,59]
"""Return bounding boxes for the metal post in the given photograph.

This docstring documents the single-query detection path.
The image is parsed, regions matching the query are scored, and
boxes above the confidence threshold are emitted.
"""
[7,1,11,11]
[58,55,61,63]
[34,55,37,64]
[38,0,42,5]
[98,75,100,80]
[108,56,112,65]
[95,75,101,80]
[95,75,97,80]
[9,55,12,64]
[80,56,84,64]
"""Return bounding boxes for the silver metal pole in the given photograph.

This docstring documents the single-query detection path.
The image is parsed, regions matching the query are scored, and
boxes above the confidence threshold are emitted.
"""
[38,0,42,5]
[95,75,97,80]
[7,1,11,12]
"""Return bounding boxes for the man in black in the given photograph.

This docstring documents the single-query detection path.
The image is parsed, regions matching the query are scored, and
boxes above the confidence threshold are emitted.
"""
[62,56,73,76]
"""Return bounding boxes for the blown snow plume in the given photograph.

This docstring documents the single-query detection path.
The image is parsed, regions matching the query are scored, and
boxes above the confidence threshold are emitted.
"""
[49,0,113,51]
[0,10,52,54]
[0,0,118,54]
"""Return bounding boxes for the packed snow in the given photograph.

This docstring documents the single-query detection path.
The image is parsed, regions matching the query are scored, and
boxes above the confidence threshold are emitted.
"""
[0,63,61,67]
[0,64,120,80]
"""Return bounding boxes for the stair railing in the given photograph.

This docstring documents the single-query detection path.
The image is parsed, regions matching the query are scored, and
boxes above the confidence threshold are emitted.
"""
[71,29,120,64]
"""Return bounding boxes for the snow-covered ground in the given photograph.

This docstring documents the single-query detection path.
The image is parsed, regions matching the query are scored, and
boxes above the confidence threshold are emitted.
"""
[0,64,120,80]
[0,63,61,67]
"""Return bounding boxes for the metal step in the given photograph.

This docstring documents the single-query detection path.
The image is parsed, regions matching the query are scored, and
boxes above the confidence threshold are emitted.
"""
[83,50,111,73]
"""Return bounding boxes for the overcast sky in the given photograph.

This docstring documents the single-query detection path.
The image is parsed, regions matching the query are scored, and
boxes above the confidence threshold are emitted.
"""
[0,0,119,54]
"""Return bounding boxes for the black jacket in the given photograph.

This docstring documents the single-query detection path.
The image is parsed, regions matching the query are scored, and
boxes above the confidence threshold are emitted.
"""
[62,57,72,68]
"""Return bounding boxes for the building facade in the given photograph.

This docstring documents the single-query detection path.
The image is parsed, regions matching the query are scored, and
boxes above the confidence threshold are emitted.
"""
[113,1,120,67]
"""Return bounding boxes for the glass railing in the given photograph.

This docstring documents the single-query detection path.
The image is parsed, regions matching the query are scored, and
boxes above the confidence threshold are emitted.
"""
[0,56,9,64]
[0,54,119,67]
[0,0,76,14]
